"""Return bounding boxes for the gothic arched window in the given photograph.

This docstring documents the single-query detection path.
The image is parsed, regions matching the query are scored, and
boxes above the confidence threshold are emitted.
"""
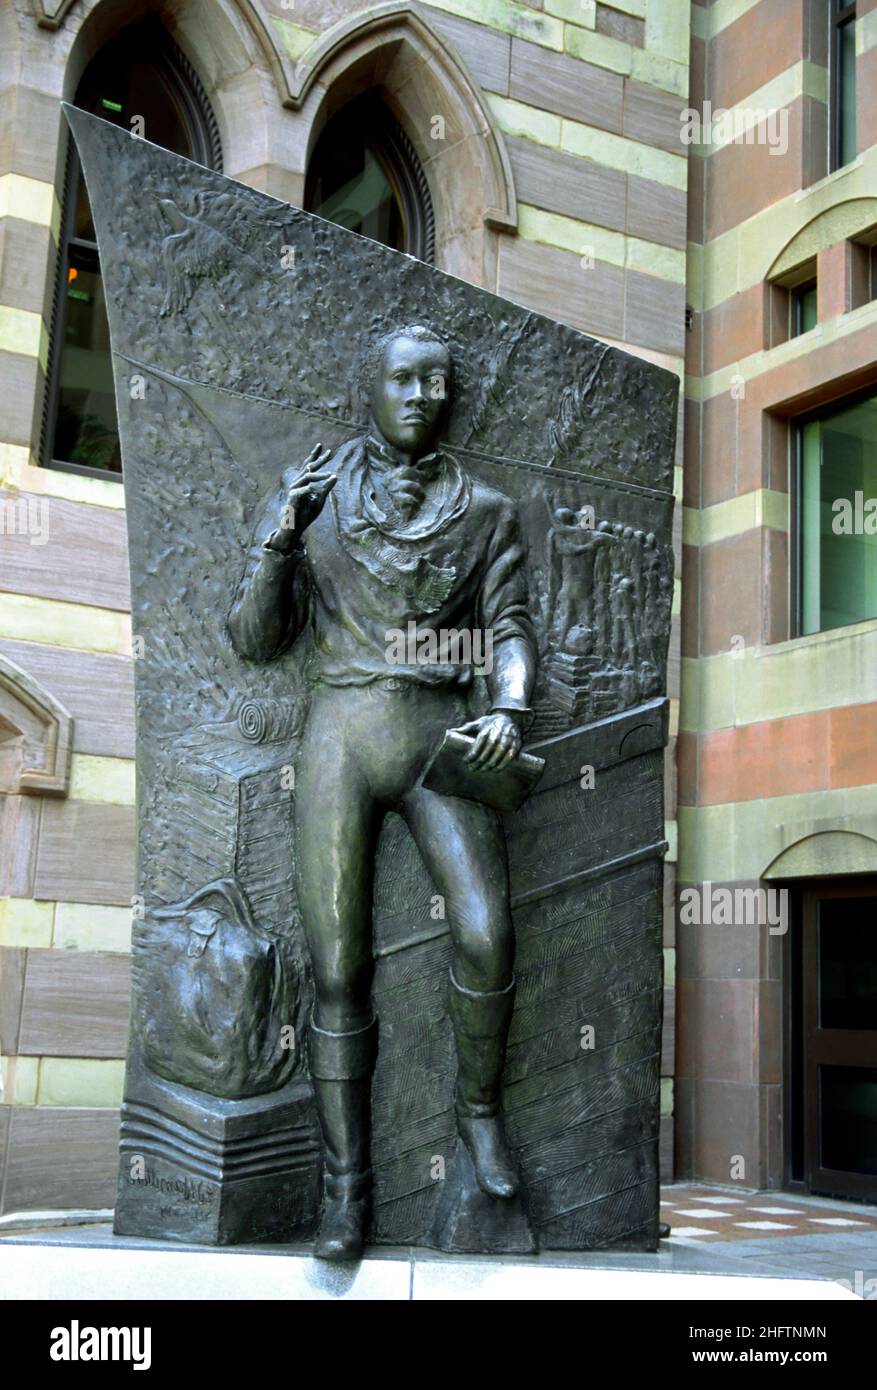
[44,21,221,477]
[305,93,434,263]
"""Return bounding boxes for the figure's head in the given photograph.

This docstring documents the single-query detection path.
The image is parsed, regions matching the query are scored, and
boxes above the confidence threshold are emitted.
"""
[364,324,452,455]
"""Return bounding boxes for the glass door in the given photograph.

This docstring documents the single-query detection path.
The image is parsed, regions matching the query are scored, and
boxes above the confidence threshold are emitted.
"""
[803,884,877,1201]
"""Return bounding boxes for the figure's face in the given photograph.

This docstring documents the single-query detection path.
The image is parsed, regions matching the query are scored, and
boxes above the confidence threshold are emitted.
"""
[370,335,451,455]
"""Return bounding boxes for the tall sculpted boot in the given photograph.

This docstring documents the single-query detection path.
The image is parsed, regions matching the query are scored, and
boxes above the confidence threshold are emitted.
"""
[308,1015,378,1261]
[448,971,519,1199]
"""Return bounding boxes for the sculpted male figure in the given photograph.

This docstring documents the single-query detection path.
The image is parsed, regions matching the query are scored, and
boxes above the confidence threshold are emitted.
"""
[228,325,537,1260]
[547,503,616,653]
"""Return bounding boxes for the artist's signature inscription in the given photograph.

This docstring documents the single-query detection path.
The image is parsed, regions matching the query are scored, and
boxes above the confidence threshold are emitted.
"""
[129,1166,215,1208]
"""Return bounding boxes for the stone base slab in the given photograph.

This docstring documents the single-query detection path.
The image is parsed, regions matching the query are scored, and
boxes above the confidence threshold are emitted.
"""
[0,1228,860,1301]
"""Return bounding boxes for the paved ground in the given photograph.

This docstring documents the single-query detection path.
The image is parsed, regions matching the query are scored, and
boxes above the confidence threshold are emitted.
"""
[1,1183,874,1297]
[661,1184,877,1298]
[662,1183,877,1243]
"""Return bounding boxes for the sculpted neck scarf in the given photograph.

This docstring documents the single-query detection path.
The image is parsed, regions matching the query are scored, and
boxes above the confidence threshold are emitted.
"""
[331,435,472,614]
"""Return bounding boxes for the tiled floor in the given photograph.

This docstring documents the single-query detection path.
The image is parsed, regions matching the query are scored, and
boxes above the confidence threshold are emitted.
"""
[661,1184,877,1244]
[660,1183,877,1299]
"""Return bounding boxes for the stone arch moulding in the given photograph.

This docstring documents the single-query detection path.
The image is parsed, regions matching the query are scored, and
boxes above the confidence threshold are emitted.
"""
[54,0,288,203]
[0,654,73,796]
[32,0,517,241]
[285,2,518,236]
[762,829,877,880]
[766,198,877,282]
[30,0,77,27]
[29,0,280,51]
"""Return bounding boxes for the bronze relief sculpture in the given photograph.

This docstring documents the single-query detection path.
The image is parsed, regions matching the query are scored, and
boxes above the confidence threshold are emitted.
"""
[228,325,538,1257]
[65,107,677,1257]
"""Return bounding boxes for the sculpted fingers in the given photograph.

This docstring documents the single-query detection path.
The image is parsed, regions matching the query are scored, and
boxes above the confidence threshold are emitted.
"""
[454,721,481,738]
[280,449,337,537]
[479,731,505,771]
[465,724,494,767]
[301,447,333,477]
[498,730,522,769]
[459,717,521,769]
[288,471,335,502]
[499,733,520,771]
[483,724,518,771]
[291,445,333,492]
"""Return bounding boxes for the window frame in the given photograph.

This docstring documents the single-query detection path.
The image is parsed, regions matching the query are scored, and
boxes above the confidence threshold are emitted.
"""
[42,21,221,480]
[793,382,877,637]
[829,0,857,173]
[765,259,818,350]
[305,93,435,265]
[792,278,818,338]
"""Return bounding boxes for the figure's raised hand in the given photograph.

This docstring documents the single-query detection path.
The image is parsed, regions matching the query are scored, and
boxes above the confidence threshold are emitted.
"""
[267,444,336,552]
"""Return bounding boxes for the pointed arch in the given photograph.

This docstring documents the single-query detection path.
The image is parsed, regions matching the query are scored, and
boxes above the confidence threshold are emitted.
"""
[25,0,516,281]
[285,3,516,233]
[291,4,517,284]
[296,4,516,236]
[28,0,517,228]
[0,653,73,796]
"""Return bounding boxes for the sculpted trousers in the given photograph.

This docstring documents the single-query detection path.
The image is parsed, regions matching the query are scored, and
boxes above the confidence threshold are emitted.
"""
[294,681,515,1038]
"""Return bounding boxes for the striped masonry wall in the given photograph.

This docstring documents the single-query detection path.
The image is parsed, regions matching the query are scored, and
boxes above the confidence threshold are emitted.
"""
[0,0,689,1212]
[679,0,877,1186]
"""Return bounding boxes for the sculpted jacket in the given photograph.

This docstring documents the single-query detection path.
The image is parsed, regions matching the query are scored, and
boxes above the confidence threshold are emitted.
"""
[227,434,537,720]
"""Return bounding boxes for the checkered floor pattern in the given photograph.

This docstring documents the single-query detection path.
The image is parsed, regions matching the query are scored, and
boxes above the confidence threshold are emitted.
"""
[661,1184,877,1244]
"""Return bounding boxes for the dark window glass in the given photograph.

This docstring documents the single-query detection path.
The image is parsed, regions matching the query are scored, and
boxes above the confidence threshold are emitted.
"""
[799,392,877,634]
[818,897,877,1030]
[831,2,857,170]
[789,890,805,1183]
[819,1065,877,1176]
[52,245,117,472]
[305,94,434,263]
[792,280,818,336]
[45,21,220,477]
